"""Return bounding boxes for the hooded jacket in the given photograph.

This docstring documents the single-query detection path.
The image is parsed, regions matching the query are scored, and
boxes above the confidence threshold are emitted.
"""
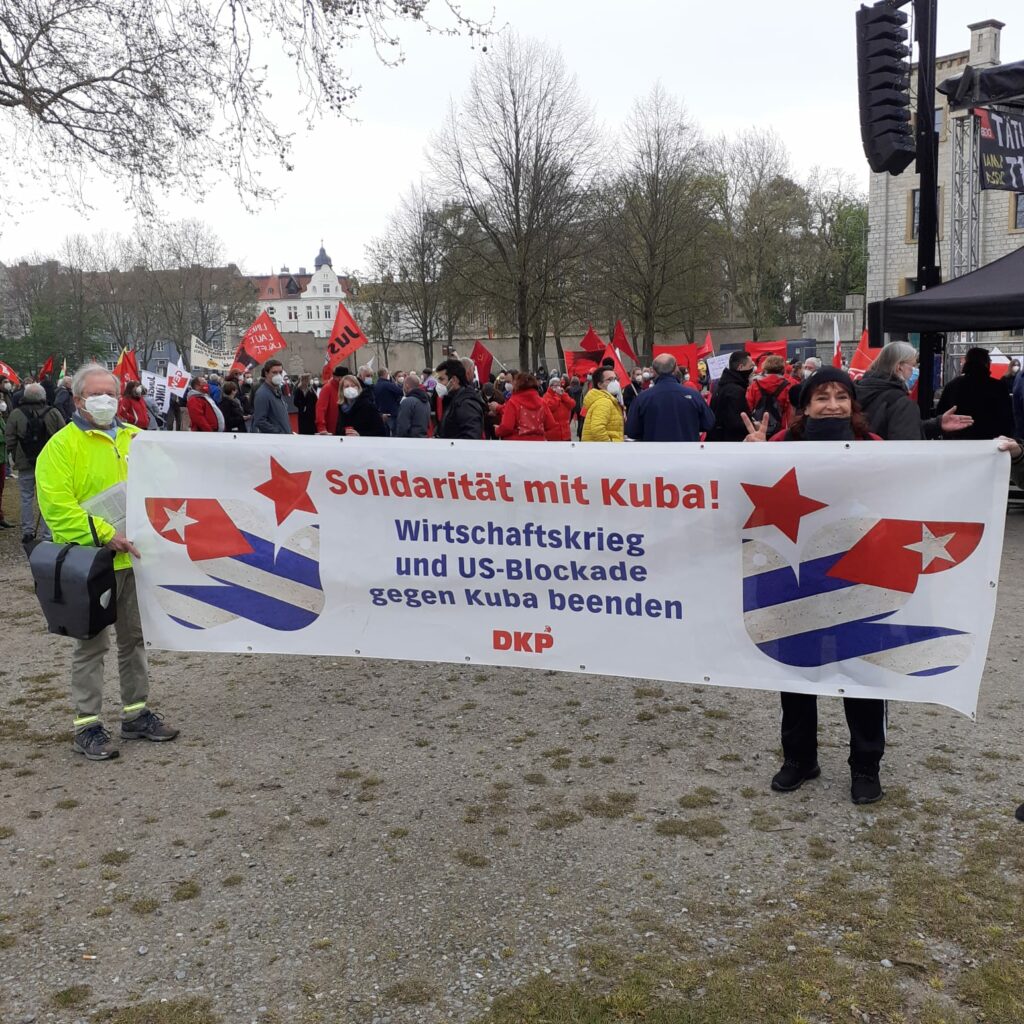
[395,388,431,438]
[709,367,753,442]
[495,388,557,441]
[855,374,940,440]
[580,387,624,442]
[542,387,575,441]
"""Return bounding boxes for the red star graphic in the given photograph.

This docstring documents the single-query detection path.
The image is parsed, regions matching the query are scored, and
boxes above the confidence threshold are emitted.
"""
[741,468,827,543]
[254,457,317,525]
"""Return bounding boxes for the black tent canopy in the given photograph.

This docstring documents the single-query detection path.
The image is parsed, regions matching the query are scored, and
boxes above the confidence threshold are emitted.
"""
[871,244,1024,334]
[938,60,1024,109]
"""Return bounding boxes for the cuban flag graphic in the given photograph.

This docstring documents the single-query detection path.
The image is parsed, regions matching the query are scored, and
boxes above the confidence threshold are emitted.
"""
[144,458,324,632]
[741,470,985,677]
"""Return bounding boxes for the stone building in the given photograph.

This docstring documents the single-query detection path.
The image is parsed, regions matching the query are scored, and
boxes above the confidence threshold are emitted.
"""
[866,18,1024,354]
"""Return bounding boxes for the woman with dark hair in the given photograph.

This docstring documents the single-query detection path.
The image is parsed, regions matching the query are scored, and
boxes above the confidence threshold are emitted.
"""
[293,373,318,435]
[742,366,887,806]
[494,372,557,441]
[936,347,1014,440]
[334,375,387,437]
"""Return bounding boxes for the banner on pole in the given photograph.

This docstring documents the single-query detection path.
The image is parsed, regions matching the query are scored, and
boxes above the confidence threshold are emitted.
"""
[190,335,234,373]
[140,370,171,413]
[975,107,1024,191]
[230,313,287,375]
[127,436,1008,717]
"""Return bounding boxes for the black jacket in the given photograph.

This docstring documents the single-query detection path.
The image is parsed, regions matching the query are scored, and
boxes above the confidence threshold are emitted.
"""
[334,391,387,437]
[438,385,486,440]
[856,374,940,440]
[936,373,1014,440]
[709,368,752,442]
[218,395,247,433]
[293,387,318,434]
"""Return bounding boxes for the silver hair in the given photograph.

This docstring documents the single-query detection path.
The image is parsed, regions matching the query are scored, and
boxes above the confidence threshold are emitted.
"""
[72,362,120,398]
[24,382,46,401]
[803,356,821,371]
[867,341,917,379]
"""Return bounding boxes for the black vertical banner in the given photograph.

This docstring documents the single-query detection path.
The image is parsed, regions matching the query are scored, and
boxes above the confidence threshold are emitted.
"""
[976,107,1024,191]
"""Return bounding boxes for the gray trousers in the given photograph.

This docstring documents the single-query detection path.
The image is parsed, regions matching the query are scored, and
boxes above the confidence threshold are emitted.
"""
[17,467,50,539]
[71,569,150,730]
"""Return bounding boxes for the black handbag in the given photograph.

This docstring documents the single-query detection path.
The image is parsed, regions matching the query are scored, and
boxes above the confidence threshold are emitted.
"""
[27,539,118,639]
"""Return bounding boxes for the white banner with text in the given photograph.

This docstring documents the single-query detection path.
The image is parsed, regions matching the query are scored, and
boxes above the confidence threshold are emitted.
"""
[126,434,1009,716]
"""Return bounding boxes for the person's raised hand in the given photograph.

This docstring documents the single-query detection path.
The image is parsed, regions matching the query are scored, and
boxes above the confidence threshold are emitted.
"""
[741,411,769,443]
[940,405,973,433]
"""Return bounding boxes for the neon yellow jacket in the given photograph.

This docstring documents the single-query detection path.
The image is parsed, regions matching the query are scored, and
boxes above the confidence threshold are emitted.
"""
[580,388,624,442]
[36,418,140,570]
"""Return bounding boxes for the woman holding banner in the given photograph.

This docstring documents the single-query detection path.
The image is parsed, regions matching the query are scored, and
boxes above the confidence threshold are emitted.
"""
[742,366,887,805]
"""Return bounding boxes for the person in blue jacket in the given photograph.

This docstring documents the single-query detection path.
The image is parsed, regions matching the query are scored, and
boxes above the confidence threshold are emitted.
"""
[625,353,715,442]
[373,368,404,434]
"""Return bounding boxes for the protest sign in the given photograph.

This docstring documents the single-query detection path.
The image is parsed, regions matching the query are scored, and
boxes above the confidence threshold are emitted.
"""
[127,436,1008,717]
[976,107,1024,191]
[190,335,234,373]
[140,370,170,413]
[706,354,730,381]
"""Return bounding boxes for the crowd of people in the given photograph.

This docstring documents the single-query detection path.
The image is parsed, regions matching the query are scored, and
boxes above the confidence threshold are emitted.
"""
[1,345,1022,819]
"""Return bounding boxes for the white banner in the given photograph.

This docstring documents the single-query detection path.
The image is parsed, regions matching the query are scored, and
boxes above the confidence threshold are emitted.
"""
[190,335,234,373]
[139,370,170,414]
[168,356,190,398]
[706,353,730,381]
[126,435,1009,717]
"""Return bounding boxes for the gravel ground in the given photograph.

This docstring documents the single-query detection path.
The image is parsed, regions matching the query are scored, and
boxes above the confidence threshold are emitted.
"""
[1,486,1022,1024]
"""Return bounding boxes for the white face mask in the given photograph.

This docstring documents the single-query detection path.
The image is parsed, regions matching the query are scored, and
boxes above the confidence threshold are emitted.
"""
[342,386,360,401]
[606,380,622,397]
[802,368,813,379]
[244,377,253,385]
[642,372,652,381]
[84,394,118,426]
[0,400,7,414]
[271,373,284,387]
[434,382,448,399]
[1,382,11,392]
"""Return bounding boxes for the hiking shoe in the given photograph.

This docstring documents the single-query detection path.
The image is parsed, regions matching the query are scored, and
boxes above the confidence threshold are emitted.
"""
[73,723,120,761]
[851,772,883,805]
[1015,803,1024,823]
[120,709,179,742]
[771,760,821,792]
[0,518,12,529]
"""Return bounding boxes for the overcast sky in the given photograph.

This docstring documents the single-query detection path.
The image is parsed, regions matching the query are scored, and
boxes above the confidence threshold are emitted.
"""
[0,0,1017,275]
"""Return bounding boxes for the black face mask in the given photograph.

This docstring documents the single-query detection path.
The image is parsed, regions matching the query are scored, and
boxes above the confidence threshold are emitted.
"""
[738,367,753,380]
[803,416,855,441]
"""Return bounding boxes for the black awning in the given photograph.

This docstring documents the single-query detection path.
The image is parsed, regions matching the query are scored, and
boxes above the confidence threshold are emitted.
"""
[872,244,1024,333]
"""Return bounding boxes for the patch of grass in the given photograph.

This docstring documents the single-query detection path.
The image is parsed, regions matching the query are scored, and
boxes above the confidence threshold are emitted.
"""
[413,737,430,747]
[455,849,490,868]
[750,809,781,832]
[598,755,616,765]
[957,960,1024,1024]
[99,997,219,1023]
[703,708,731,720]
[807,836,833,860]
[582,791,637,819]
[173,880,201,901]
[655,816,727,839]
[221,875,243,888]
[100,849,130,866]
[542,746,573,757]
[923,754,954,772]
[389,827,410,839]
[337,767,361,779]
[0,826,14,840]
[91,905,114,918]
[130,898,160,915]
[306,816,329,827]
[51,985,92,1008]
[635,710,656,722]
[207,808,228,819]
[677,786,718,809]
[523,772,548,785]
[311,938,332,950]
[55,798,80,810]
[535,809,584,831]
[633,686,664,699]
[383,977,437,1005]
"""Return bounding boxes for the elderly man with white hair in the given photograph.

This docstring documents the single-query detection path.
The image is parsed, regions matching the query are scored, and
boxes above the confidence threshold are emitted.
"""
[35,363,179,760]
[4,381,65,542]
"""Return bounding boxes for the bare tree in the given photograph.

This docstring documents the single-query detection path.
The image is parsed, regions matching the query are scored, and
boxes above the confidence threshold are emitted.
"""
[0,1,489,215]
[361,248,401,369]
[431,35,598,370]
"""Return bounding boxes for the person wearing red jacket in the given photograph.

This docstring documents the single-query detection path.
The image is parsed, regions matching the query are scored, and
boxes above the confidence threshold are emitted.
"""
[542,377,575,440]
[494,372,557,441]
[316,366,346,434]
[745,354,794,432]
[117,380,150,429]
[186,377,222,431]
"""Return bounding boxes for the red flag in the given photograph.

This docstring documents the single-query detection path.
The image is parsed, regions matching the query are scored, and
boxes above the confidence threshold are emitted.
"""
[564,349,602,380]
[38,355,55,381]
[113,347,140,385]
[579,326,604,353]
[745,340,787,368]
[230,312,287,375]
[611,321,639,364]
[697,331,714,359]
[602,344,630,389]
[324,301,369,372]
[848,329,874,380]
[653,343,700,383]
[0,360,21,387]
[470,341,494,384]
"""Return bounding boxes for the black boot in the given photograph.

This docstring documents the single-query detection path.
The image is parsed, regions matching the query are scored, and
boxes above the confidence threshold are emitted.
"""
[1015,803,1024,823]
[850,770,883,805]
[771,760,821,792]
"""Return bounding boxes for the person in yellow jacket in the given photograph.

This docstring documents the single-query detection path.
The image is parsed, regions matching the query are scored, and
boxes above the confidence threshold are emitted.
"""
[580,367,625,442]
[36,363,179,761]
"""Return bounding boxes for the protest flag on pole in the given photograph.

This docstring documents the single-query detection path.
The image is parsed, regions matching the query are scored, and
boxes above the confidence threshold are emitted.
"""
[745,340,788,368]
[832,317,843,369]
[848,329,873,380]
[697,331,714,359]
[653,343,701,383]
[167,356,190,397]
[230,312,287,375]
[563,349,602,381]
[38,355,55,381]
[324,301,369,373]
[470,341,494,384]
[0,360,21,387]
[601,344,631,389]
[113,347,140,386]
[579,326,604,353]
[59,357,67,379]
[611,321,640,364]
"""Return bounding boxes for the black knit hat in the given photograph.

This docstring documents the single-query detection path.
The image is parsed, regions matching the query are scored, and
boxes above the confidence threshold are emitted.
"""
[798,365,855,410]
